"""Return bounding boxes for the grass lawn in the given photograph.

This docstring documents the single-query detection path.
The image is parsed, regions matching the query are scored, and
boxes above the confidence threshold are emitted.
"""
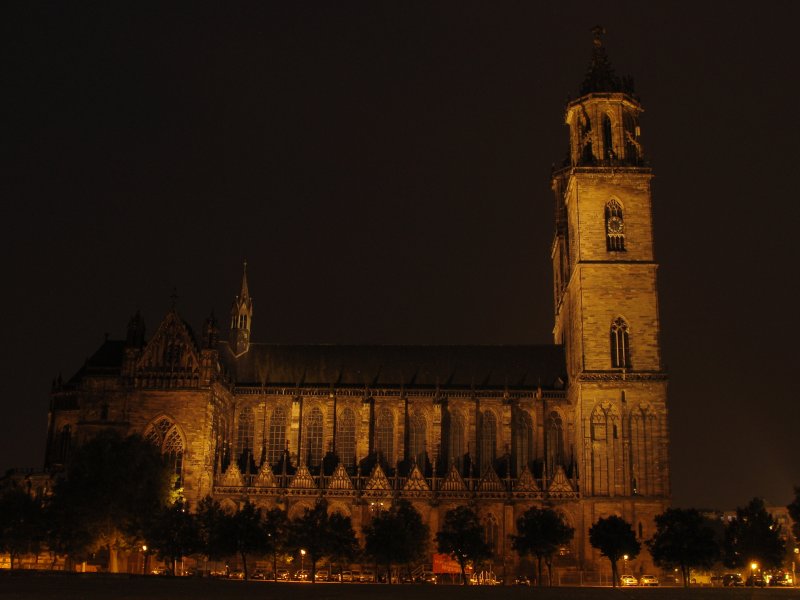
[1,572,799,600]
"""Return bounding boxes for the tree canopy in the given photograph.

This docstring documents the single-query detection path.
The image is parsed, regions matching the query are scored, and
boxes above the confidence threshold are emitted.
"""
[647,508,719,587]
[435,505,491,585]
[363,499,429,582]
[588,515,640,588]
[48,431,175,572]
[144,498,200,575]
[723,497,785,570]
[0,487,45,569]
[511,506,574,586]
[288,499,359,582]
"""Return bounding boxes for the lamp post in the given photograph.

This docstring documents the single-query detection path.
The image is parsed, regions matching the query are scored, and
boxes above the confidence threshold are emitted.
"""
[141,545,148,575]
[793,548,798,586]
[300,549,306,580]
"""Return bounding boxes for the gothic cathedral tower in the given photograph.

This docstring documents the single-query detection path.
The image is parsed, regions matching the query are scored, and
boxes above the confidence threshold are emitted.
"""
[229,261,253,356]
[552,28,669,561]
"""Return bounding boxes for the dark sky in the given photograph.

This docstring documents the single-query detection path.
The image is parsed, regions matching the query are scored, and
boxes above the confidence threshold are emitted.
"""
[4,1,800,510]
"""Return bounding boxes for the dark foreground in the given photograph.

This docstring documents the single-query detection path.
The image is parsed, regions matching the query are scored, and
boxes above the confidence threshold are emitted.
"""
[2,572,800,600]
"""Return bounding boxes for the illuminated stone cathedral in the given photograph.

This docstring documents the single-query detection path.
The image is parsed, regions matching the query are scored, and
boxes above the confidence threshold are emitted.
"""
[45,31,669,578]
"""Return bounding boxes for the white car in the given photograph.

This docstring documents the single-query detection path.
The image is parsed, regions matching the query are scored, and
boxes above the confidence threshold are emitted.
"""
[640,574,659,586]
[620,574,638,586]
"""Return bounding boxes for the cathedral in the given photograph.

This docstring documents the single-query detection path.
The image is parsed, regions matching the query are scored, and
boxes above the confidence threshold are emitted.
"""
[44,32,669,578]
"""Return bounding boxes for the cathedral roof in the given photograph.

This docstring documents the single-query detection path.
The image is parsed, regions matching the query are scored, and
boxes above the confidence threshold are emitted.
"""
[221,343,566,390]
[66,339,126,384]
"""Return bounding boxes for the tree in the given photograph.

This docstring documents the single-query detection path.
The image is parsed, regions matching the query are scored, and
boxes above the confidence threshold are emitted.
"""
[588,515,640,587]
[228,501,269,580]
[647,508,719,587]
[511,506,574,586]
[723,497,785,570]
[326,511,360,580]
[363,499,428,583]
[288,500,332,583]
[787,487,800,542]
[435,506,491,585]
[144,499,200,575]
[196,496,231,563]
[263,507,290,581]
[0,487,45,569]
[48,431,174,572]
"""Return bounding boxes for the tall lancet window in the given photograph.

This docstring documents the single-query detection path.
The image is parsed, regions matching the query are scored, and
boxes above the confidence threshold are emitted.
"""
[514,410,534,475]
[605,199,625,251]
[305,406,324,467]
[337,408,356,470]
[448,411,465,470]
[408,412,427,466]
[481,410,497,473]
[375,407,394,465]
[268,405,287,466]
[236,406,254,457]
[145,416,185,487]
[610,317,631,369]
[546,411,565,468]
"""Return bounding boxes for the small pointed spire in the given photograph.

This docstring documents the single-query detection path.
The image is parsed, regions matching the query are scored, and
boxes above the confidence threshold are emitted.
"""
[240,260,250,302]
[580,25,628,95]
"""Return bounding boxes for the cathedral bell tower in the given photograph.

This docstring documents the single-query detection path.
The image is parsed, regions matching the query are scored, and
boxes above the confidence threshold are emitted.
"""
[551,27,669,520]
[229,261,253,356]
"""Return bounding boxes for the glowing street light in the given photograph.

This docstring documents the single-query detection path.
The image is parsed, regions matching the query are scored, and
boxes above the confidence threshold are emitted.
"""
[300,549,306,579]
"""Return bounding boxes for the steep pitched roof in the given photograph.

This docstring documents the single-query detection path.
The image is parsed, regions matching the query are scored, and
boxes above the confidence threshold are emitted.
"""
[221,343,566,390]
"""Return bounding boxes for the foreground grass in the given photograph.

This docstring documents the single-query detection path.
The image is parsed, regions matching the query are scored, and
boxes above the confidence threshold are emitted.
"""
[1,572,799,600]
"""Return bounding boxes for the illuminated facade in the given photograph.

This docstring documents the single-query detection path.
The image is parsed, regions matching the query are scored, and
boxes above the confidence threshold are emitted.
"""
[45,33,669,577]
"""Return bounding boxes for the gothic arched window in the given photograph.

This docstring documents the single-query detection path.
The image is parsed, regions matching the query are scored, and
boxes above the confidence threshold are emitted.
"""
[337,408,356,470]
[448,411,465,470]
[268,405,287,466]
[144,416,185,486]
[58,425,71,463]
[236,406,254,457]
[408,412,427,466]
[375,407,394,465]
[602,114,614,160]
[605,199,625,251]
[514,410,534,475]
[481,410,497,473]
[547,411,565,468]
[610,317,631,369]
[305,406,324,467]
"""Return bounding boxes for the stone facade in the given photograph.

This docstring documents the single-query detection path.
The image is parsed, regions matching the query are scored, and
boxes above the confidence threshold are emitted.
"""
[44,36,669,579]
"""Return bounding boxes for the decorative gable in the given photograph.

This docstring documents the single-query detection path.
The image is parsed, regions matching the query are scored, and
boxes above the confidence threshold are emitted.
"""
[327,463,354,491]
[363,464,392,497]
[439,463,467,492]
[547,465,577,498]
[253,461,276,487]
[478,464,506,492]
[290,465,316,489]
[219,461,244,487]
[514,465,540,492]
[136,310,201,387]
[403,464,430,492]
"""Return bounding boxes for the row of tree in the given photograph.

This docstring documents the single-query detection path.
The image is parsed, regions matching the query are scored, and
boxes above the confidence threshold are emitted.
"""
[0,432,798,587]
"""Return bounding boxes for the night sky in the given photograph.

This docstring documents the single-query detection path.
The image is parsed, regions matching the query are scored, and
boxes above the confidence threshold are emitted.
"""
[4,2,800,511]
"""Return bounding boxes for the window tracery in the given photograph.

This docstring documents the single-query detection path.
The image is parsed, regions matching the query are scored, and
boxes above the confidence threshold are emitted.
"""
[144,416,185,486]
[610,317,631,368]
[605,199,625,251]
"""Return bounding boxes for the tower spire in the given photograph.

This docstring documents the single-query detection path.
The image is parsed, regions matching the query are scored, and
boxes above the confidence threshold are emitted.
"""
[579,26,633,96]
[229,260,254,355]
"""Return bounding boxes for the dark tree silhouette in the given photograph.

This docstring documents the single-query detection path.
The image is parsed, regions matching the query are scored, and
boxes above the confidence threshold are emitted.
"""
[724,497,785,570]
[363,499,429,583]
[511,506,574,586]
[0,487,45,569]
[647,508,719,587]
[787,487,800,542]
[48,431,174,572]
[588,515,640,587]
[228,501,268,580]
[327,511,360,580]
[288,502,327,582]
[435,506,491,585]
[196,496,233,563]
[263,507,290,581]
[144,499,200,575]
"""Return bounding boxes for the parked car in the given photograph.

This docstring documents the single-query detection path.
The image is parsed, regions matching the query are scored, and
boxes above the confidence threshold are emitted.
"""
[341,570,353,582]
[639,574,659,586]
[514,575,531,586]
[294,570,309,581]
[228,570,244,580]
[360,570,375,583]
[620,574,638,586]
[315,570,329,582]
[745,574,766,587]
[276,569,290,581]
[769,572,793,586]
[722,573,744,587]
[250,570,267,580]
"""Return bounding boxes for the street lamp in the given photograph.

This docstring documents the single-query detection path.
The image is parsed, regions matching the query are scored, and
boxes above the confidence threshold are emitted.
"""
[300,549,306,579]
[623,554,629,573]
[141,545,148,575]
[794,548,799,586]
